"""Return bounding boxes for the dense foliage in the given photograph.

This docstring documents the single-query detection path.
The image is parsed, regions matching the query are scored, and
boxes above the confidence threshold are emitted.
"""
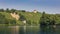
[40,12,57,25]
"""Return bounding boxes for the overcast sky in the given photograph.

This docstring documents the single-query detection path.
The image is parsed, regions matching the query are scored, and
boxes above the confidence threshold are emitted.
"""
[0,0,60,14]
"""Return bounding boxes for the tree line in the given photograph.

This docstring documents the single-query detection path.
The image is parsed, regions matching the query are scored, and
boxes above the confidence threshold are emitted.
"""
[0,8,26,13]
[40,12,60,26]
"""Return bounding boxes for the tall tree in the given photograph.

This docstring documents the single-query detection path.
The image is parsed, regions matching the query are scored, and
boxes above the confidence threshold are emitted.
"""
[6,8,10,12]
[40,11,46,25]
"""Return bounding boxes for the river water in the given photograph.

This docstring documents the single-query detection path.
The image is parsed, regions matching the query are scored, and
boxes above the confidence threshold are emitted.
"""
[0,25,60,34]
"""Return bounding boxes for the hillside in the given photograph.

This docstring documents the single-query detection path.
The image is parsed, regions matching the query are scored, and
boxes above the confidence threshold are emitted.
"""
[0,11,42,25]
[0,10,60,26]
[17,11,42,25]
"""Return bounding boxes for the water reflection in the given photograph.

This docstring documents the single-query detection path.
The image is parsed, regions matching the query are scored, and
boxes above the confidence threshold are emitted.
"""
[0,25,60,34]
[26,26,40,34]
[40,25,56,34]
[0,26,26,34]
[9,26,26,34]
[8,26,19,34]
[19,26,26,34]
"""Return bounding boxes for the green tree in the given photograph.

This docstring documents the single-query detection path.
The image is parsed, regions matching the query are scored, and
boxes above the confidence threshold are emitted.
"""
[26,20,31,25]
[0,13,6,24]
[0,9,4,12]
[6,8,10,12]
[40,11,47,25]
[22,10,26,12]
[19,14,26,21]
[10,9,16,13]
[50,16,56,25]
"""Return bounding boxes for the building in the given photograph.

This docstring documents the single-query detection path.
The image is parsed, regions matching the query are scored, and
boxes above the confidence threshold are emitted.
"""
[33,10,38,13]
[22,20,26,24]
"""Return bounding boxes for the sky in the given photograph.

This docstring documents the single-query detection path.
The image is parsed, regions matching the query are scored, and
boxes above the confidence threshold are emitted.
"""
[0,0,60,14]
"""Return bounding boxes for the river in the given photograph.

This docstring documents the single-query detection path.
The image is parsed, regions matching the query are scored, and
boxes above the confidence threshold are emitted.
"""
[0,25,60,34]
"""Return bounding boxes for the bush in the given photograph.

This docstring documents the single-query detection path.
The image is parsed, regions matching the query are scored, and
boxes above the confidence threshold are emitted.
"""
[19,14,26,21]
[7,19,16,24]
[0,13,6,24]
[26,20,31,25]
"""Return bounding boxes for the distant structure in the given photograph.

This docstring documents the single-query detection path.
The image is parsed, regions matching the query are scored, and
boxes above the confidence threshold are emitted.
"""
[22,20,26,25]
[10,12,20,20]
[33,10,38,13]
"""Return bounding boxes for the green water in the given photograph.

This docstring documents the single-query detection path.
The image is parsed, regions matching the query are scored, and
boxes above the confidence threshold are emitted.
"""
[0,25,60,34]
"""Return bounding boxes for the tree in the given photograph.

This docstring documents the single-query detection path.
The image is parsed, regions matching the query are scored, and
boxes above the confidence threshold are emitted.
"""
[0,9,4,12]
[26,20,31,25]
[10,9,16,13]
[21,10,26,12]
[40,11,47,25]
[6,8,10,12]
[50,16,56,25]
[20,14,26,21]
[0,13,6,24]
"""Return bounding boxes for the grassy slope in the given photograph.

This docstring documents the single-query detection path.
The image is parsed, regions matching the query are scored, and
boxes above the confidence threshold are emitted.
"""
[0,11,60,25]
[17,11,42,25]
[0,12,42,25]
[0,12,13,19]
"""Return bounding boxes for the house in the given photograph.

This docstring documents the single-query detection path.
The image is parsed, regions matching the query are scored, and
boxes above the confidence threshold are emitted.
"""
[33,10,38,13]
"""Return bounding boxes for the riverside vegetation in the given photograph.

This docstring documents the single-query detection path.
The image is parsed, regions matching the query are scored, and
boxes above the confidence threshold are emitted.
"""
[0,8,60,26]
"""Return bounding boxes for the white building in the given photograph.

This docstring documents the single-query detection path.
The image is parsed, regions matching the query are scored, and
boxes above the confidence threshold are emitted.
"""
[22,20,26,24]
[33,10,38,13]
